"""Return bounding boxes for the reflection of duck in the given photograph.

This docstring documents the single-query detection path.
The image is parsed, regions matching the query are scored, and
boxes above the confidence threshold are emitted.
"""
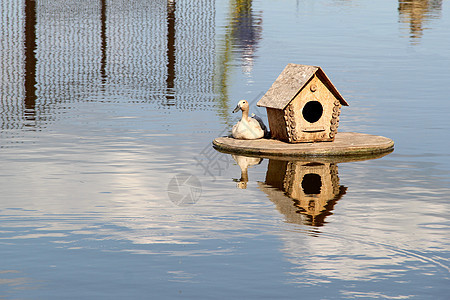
[232,100,268,139]
[232,154,262,189]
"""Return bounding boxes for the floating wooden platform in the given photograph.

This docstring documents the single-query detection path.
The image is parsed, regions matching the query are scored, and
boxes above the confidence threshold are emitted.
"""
[213,132,394,159]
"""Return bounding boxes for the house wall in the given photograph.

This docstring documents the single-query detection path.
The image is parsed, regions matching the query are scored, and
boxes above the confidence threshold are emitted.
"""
[266,107,289,141]
[289,74,341,142]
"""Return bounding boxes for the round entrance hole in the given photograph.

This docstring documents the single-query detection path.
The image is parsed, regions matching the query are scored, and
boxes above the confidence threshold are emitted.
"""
[301,173,322,195]
[302,101,323,123]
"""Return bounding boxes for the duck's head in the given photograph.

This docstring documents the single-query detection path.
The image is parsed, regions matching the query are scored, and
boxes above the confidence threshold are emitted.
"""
[232,100,249,113]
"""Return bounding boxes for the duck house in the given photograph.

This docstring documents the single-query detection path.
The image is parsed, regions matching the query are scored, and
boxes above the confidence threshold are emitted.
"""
[257,64,349,143]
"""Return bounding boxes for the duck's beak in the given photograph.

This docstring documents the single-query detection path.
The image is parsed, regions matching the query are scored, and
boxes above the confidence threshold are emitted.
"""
[232,104,241,113]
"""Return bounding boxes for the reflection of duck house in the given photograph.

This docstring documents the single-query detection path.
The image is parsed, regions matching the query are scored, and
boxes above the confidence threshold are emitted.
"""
[257,64,349,143]
[265,160,346,225]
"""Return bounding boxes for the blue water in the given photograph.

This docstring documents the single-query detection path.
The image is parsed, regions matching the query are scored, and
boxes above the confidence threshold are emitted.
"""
[0,0,449,299]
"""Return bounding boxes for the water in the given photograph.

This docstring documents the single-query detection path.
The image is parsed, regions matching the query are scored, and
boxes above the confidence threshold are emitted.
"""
[1,0,449,299]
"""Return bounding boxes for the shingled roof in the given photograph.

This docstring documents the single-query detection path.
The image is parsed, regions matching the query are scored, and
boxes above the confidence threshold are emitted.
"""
[257,63,348,110]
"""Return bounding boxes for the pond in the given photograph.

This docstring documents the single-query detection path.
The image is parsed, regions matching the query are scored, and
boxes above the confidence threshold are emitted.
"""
[0,0,449,299]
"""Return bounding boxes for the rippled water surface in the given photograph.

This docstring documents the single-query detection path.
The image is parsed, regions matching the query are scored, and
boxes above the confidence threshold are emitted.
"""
[1,0,449,299]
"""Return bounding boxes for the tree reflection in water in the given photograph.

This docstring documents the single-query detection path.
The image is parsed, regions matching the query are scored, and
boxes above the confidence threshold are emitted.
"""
[398,0,443,43]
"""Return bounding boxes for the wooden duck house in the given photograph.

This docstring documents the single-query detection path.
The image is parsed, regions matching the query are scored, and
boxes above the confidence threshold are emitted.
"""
[257,64,349,143]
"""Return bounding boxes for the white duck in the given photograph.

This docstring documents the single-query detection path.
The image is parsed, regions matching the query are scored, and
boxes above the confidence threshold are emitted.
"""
[231,100,268,140]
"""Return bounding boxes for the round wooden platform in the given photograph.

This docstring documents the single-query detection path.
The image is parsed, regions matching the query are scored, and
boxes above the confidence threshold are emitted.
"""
[213,132,394,159]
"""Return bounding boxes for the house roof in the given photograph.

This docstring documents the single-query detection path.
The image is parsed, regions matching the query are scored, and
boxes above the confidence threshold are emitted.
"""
[257,63,348,110]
